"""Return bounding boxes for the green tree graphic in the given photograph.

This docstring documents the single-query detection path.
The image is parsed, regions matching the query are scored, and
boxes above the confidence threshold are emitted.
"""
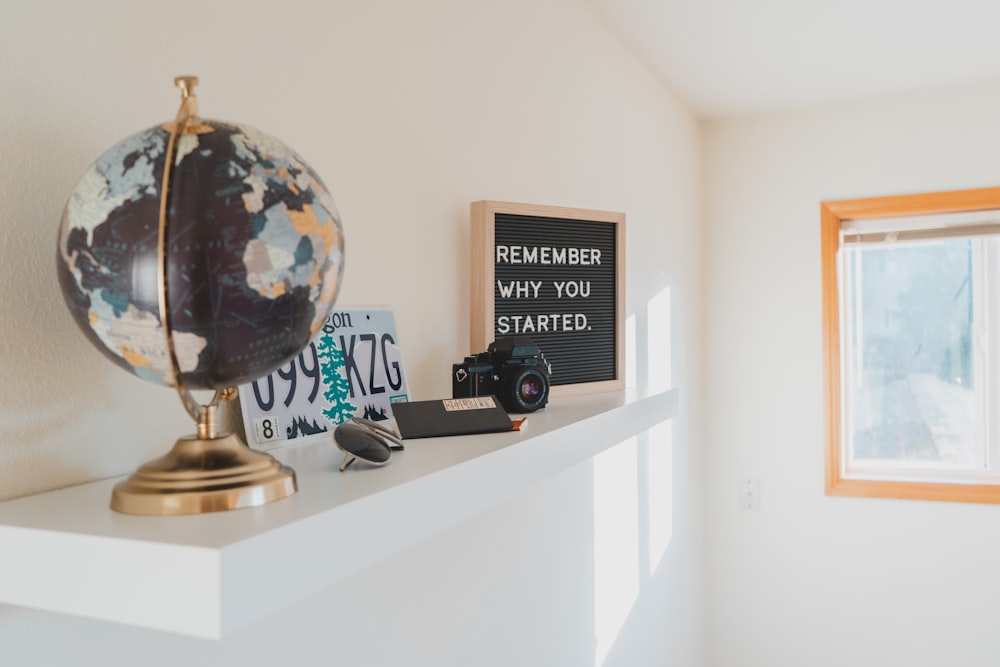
[316,333,356,424]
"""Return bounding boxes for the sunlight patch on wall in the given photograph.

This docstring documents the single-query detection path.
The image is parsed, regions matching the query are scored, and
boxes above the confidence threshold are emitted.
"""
[625,312,637,389]
[593,437,639,666]
[647,287,672,391]
[646,421,673,573]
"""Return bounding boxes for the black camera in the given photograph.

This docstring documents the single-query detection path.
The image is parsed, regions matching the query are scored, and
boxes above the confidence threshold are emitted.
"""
[452,336,551,413]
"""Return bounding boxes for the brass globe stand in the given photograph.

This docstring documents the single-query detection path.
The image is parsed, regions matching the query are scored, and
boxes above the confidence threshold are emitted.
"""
[110,76,297,515]
[110,390,297,514]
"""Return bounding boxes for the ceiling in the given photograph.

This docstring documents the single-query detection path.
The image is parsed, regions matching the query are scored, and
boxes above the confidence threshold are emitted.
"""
[587,0,1000,118]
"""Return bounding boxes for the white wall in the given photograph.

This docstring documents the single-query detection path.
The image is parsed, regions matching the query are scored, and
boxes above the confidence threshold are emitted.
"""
[0,1,703,665]
[703,83,1000,667]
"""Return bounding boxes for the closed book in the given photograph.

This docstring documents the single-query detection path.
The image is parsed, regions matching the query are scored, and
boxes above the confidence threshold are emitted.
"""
[392,396,513,439]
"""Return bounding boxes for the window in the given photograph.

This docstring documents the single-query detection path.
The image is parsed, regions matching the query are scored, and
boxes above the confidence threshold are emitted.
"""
[822,187,1000,503]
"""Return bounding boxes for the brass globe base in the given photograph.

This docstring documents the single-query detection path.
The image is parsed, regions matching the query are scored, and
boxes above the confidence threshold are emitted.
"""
[110,432,297,515]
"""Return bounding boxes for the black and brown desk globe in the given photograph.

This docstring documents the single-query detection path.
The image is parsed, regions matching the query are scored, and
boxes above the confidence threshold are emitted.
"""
[56,76,344,514]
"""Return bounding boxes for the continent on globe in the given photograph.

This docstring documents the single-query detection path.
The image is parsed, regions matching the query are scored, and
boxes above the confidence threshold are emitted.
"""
[57,120,345,390]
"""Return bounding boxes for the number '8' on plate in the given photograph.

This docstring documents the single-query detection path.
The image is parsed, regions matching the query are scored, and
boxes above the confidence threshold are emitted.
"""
[254,416,281,443]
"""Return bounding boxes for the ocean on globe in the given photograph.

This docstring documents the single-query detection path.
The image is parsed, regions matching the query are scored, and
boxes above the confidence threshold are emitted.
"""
[57,121,344,390]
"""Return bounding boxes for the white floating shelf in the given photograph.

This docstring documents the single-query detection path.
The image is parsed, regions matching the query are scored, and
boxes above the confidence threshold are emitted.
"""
[0,388,677,639]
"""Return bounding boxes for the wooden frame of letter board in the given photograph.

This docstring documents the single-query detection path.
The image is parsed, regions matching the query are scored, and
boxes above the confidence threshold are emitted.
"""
[470,200,625,397]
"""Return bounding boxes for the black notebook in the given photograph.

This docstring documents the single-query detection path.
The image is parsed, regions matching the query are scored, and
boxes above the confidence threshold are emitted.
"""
[391,396,514,439]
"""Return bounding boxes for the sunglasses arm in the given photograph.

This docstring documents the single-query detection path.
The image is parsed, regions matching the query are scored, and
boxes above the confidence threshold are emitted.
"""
[351,417,404,449]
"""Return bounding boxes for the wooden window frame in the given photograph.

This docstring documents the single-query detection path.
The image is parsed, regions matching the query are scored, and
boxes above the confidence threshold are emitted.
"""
[822,186,1000,504]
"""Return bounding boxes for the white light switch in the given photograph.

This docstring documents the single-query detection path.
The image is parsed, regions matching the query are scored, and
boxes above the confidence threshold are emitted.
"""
[739,477,760,511]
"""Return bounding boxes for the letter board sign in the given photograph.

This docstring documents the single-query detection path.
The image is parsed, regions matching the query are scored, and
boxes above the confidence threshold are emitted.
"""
[470,201,625,396]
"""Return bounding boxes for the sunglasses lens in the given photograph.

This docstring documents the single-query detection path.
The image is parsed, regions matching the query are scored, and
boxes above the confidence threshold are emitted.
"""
[334,423,392,464]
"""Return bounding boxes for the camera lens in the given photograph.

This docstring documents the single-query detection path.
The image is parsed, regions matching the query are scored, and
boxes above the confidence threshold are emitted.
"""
[502,367,549,413]
[520,378,542,400]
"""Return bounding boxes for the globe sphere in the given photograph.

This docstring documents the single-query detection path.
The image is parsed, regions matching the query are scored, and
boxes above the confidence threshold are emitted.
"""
[57,120,344,390]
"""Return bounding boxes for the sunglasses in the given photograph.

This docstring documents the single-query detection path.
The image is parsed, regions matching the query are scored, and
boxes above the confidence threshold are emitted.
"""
[334,417,405,471]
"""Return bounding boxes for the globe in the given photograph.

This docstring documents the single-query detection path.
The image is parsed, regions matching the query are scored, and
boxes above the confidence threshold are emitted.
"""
[56,120,344,390]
